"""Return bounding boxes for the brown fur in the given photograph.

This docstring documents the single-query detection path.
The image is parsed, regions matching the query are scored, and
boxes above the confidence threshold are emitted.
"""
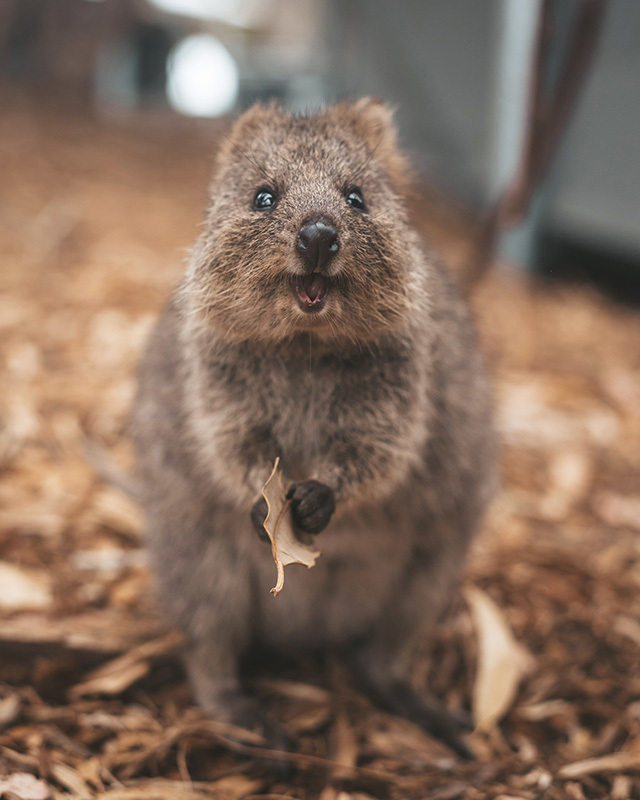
[132,99,496,755]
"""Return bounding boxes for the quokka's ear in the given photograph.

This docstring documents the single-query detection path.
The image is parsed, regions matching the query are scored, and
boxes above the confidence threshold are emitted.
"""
[213,101,285,173]
[337,97,411,192]
[350,97,398,147]
[228,101,284,140]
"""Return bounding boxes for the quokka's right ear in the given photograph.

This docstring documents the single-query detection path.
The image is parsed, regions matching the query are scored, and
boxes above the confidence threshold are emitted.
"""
[228,101,285,140]
[213,102,285,173]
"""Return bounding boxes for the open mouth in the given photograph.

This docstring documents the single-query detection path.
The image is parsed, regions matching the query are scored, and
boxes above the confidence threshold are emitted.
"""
[293,273,330,311]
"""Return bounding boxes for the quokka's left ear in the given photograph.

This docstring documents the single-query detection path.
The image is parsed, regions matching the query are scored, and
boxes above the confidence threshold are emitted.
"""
[350,97,397,145]
[337,97,411,193]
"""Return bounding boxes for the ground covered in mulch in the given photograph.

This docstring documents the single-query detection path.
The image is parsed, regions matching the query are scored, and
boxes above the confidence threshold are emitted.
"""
[1,92,639,800]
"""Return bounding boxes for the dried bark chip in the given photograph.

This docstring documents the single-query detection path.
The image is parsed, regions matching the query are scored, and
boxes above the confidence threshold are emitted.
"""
[261,458,321,596]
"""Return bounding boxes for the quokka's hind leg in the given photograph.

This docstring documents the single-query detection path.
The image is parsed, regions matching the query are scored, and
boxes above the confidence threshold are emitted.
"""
[348,537,474,759]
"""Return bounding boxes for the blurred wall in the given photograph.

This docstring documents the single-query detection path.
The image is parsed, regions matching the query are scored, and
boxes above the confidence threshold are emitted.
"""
[325,0,501,206]
[323,0,640,285]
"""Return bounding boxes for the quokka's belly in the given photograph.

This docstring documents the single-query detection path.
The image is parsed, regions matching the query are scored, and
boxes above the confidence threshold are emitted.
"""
[249,507,414,650]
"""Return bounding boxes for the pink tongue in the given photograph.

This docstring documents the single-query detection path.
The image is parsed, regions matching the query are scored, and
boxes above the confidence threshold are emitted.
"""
[302,274,325,302]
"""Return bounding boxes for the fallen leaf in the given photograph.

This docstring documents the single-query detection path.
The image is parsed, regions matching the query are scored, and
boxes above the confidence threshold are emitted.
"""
[318,715,359,800]
[0,562,52,610]
[95,782,216,799]
[0,692,21,730]
[0,773,51,800]
[516,699,573,722]
[612,775,633,800]
[96,776,265,800]
[70,630,183,698]
[50,762,92,798]
[539,449,591,520]
[593,491,640,532]
[261,458,320,596]
[493,796,528,800]
[465,586,534,732]
[71,659,149,699]
[0,609,164,654]
[558,751,640,779]
[251,677,332,703]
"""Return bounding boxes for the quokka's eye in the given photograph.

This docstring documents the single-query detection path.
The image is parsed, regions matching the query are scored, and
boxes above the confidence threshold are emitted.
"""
[345,186,367,212]
[253,186,277,210]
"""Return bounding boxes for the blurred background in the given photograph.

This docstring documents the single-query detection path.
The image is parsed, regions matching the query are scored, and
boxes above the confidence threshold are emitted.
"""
[1,3,640,798]
[1,0,639,291]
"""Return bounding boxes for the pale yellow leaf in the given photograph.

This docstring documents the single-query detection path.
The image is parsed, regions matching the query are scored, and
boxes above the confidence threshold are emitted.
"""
[261,458,320,596]
[465,585,534,731]
[0,562,52,610]
[0,773,51,800]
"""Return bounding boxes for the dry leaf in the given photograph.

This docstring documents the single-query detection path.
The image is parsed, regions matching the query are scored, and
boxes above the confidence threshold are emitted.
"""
[0,562,52,610]
[0,609,164,654]
[95,782,217,800]
[323,712,359,780]
[493,796,528,800]
[318,714,359,800]
[70,630,183,698]
[558,751,640,779]
[0,773,51,800]
[50,762,92,798]
[465,586,534,732]
[612,775,633,800]
[261,458,320,596]
[0,692,21,730]
[251,677,332,703]
[96,775,264,800]
[517,699,573,722]
[593,491,640,532]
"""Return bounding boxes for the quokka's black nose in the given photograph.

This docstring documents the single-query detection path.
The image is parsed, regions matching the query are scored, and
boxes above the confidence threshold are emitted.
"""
[296,217,339,272]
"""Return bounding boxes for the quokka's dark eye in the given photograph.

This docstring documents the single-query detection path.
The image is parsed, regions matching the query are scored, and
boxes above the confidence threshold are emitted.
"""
[253,186,277,210]
[345,186,367,212]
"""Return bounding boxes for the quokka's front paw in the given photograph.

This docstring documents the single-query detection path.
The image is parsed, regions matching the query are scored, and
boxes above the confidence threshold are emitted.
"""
[286,480,335,534]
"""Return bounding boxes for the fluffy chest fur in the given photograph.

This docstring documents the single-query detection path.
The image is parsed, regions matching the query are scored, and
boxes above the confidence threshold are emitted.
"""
[184,329,431,510]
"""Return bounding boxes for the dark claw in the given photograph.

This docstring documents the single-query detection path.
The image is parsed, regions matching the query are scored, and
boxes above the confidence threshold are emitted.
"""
[250,496,270,542]
[286,480,335,534]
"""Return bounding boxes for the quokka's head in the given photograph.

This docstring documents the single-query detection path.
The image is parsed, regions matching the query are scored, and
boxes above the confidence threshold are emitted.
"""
[184,98,420,344]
